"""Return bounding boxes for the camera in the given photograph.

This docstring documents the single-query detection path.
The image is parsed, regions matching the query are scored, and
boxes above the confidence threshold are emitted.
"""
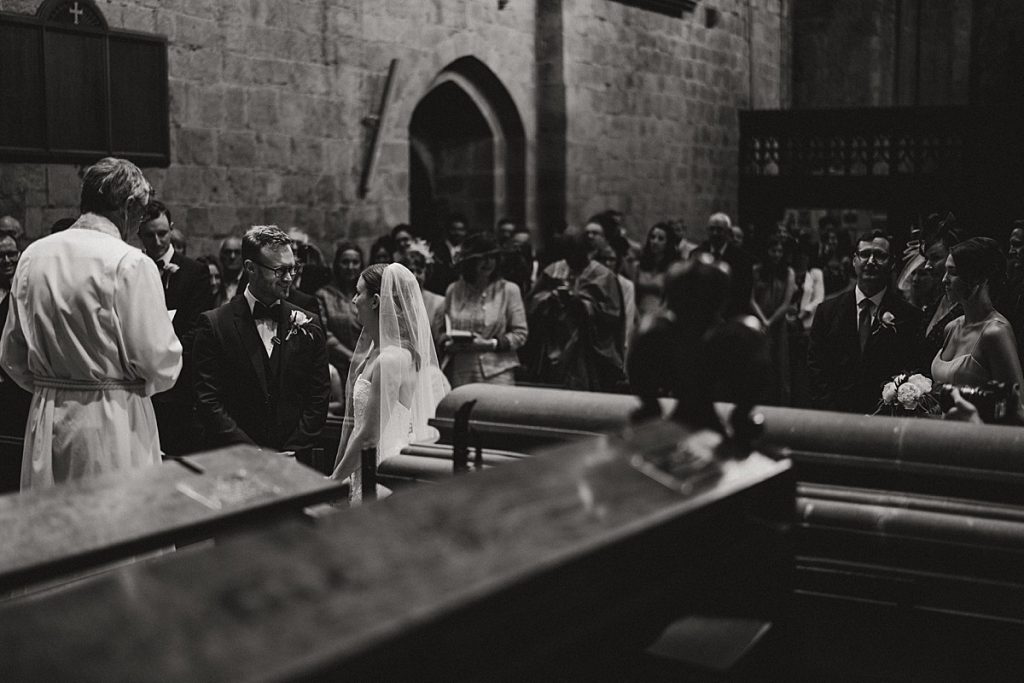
[935,381,1020,425]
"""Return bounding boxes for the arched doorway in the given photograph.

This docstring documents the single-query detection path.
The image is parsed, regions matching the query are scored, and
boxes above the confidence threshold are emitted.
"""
[409,57,526,240]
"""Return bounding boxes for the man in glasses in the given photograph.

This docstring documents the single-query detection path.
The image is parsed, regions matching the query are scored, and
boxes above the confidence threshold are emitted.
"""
[193,225,329,459]
[219,236,244,301]
[808,229,922,414]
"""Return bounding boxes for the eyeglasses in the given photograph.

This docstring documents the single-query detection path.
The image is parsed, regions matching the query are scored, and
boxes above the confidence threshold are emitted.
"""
[253,260,296,279]
[0,250,19,260]
[855,249,891,263]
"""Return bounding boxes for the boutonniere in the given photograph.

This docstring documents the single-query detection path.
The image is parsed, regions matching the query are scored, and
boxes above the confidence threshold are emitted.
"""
[164,262,180,275]
[273,310,314,345]
[873,310,896,335]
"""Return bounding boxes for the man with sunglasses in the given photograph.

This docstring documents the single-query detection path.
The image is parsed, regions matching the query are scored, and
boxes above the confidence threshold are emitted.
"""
[193,225,329,458]
[808,230,923,414]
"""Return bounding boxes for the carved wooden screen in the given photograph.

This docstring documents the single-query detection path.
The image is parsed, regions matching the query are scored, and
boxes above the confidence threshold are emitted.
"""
[738,106,1024,239]
[0,0,169,166]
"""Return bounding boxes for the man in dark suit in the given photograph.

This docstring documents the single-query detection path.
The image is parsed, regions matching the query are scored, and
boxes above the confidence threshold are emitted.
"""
[695,212,753,317]
[808,230,923,414]
[0,232,31,490]
[427,212,469,295]
[138,201,213,455]
[193,225,329,457]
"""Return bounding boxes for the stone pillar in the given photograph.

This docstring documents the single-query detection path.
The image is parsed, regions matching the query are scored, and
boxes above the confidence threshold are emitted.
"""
[535,0,567,252]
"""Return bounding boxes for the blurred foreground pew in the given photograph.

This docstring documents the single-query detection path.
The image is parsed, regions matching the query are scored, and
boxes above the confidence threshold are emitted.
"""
[0,421,793,681]
[0,445,345,594]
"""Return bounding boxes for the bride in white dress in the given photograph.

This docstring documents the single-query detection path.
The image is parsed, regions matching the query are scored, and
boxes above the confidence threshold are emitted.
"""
[331,263,449,499]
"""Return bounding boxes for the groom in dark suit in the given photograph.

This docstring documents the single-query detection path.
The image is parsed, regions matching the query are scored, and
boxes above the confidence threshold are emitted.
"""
[193,225,330,456]
[138,201,213,455]
[808,230,923,414]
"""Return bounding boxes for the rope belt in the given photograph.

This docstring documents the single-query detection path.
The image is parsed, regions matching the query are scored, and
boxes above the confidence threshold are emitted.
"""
[33,377,145,392]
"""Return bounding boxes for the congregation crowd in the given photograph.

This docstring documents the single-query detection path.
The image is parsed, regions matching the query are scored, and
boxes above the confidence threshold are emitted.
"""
[1,156,1023,494]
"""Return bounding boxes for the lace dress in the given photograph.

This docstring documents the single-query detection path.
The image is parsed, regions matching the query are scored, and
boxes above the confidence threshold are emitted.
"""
[349,364,411,502]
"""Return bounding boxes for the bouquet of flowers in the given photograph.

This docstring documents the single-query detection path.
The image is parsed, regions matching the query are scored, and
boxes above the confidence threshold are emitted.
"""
[873,372,941,417]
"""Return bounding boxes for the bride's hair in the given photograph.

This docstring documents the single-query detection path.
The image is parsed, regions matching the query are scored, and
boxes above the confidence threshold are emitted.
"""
[360,263,422,370]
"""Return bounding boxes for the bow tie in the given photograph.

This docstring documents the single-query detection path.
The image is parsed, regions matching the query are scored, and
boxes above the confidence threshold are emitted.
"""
[252,300,281,322]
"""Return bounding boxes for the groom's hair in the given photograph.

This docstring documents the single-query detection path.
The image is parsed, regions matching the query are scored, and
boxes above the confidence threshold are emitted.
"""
[854,229,893,255]
[242,225,291,263]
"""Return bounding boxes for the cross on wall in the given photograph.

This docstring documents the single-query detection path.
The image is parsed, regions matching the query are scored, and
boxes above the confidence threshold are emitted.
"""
[69,2,84,25]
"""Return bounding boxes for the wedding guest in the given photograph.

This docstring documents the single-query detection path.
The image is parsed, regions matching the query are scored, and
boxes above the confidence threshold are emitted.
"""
[369,234,396,265]
[808,230,923,414]
[0,157,181,489]
[584,213,612,258]
[193,225,329,457]
[934,237,1024,420]
[428,213,470,294]
[634,222,677,316]
[496,217,516,248]
[196,254,227,307]
[508,225,540,294]
[695,212,753,317]
[787,250,824,407]
[526,228,626,391]
[442,233,528,387]
[316,240,364,394]
[0,215,22,241]
[671,218,698,260]
[138,200,213,455]
[399,243,444,352]
[169,227,187,256]
[219,236,244,300]
[0,233,31,453]
[752,237,796,404]
[598,244,638,362]
[914,240,963,364]
[391,224,414,259]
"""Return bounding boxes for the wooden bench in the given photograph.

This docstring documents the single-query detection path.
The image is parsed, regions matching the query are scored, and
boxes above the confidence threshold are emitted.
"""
[0,421,793,681]
[0,445,345,593]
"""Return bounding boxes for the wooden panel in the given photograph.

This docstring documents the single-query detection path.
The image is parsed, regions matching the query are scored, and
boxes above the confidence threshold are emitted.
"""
[0,422,792,681]
[0,22,45,151]
[44,28,107,153]
[0,446,345,592]
[108,35,166,157]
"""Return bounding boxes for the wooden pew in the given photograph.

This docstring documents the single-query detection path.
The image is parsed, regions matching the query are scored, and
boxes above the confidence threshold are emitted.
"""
[0,421,793,681]
[0,445,345,593]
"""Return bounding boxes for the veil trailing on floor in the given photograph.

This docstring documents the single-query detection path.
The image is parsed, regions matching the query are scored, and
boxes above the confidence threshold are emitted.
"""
[331,263,449,495]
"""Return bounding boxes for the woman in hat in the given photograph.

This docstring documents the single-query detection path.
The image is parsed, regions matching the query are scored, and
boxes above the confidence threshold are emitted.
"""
[441,232,529,387]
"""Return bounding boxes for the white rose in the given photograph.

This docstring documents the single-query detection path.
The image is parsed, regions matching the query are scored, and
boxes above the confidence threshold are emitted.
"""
[907,373,932,393]
[881,382,898,404]
[881,311,895,325]
[897,382,922,410]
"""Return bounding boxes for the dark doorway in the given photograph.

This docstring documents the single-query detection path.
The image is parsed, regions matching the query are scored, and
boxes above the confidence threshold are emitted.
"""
[409,57,526,242]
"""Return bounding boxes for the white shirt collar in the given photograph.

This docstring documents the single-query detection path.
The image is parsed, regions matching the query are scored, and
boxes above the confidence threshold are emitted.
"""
[855,286,886,309]
[243,285,259,314]
[156,244,174,268]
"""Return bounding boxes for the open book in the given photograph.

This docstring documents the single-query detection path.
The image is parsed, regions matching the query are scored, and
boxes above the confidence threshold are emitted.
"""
[444,315,474,343]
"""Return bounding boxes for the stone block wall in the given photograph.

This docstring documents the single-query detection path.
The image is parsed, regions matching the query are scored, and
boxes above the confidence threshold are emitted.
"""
[561,0,790,237]
[0,0,537,257]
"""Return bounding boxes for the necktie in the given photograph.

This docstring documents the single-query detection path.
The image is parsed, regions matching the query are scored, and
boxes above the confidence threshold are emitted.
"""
[252,300,280,322]
[858,299,873,352]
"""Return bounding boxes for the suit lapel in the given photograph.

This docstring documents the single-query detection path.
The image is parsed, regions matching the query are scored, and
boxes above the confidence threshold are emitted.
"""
[231,297,269,397]
[269,302,290,387]
[836,291,861,359]
[164,251,184,307]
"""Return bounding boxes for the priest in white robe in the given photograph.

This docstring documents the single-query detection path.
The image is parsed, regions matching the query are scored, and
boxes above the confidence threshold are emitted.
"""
[0,158,182,490]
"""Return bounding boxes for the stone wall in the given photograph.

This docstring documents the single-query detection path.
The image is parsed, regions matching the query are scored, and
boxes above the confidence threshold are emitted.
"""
[0,0,537,257]
[0,0,792,253]
[561,0,790,236]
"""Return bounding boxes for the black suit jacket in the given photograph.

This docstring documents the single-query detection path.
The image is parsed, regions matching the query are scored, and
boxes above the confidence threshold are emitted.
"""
[695,241,753,317]
[0,294,32,437]
[155,250,213,404]
[808,288,924,414]
[193,296,330,453]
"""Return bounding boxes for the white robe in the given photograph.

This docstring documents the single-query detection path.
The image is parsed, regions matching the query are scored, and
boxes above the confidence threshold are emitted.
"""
[0,214,182,489]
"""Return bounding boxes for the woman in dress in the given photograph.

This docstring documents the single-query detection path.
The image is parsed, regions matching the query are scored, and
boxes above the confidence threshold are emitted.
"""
[331,263,449,496]
[196,255,226,307]
[633,222,677,316]
[442,232,528,388]
[752,236,796,405]
[934,237,1024,421]
[316,240,364,392]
